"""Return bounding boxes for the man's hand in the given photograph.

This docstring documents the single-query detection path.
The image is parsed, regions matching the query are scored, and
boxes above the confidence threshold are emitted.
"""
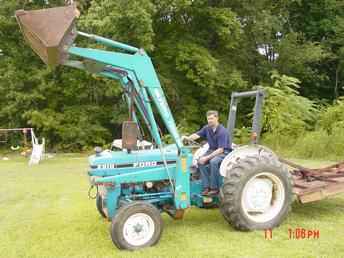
[181,135,190,144]
[198,156,209,165]
[183,133,200,142]
[181,135,189,140]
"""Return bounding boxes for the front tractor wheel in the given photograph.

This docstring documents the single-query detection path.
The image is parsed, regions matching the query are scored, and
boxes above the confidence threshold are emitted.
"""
[96,194,107,218]
[110,202,163,250]
[219,154,293,231]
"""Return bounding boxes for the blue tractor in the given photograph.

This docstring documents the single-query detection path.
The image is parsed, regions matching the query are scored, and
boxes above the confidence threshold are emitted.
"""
[16,4,293,250]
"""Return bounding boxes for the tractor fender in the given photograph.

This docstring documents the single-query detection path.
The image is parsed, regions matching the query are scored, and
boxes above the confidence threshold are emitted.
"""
[219,145,279,177]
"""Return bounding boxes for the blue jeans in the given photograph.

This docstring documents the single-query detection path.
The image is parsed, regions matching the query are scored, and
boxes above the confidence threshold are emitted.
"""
[198,150,228,190]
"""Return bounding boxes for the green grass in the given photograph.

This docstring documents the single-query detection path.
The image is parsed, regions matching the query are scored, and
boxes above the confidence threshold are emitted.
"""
[1,155,344,258]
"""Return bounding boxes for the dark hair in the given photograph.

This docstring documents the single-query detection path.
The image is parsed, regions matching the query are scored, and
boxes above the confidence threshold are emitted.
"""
[206,110,218,117]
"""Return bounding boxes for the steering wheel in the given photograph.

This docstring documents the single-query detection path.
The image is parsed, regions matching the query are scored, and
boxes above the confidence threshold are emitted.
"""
[182,137,201,149]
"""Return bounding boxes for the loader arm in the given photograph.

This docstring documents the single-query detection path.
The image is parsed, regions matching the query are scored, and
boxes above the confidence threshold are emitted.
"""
[15,6,183,150]
[66,43,184,149]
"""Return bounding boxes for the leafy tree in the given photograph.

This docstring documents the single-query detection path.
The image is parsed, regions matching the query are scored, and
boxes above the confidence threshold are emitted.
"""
[318,97,344,133]
[0,0,125,150]
[263,71,317,136]
[0,0,344,152]
[288,0,344,99]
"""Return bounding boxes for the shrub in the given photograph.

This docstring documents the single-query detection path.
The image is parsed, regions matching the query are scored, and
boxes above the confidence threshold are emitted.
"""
[262,71,318,137]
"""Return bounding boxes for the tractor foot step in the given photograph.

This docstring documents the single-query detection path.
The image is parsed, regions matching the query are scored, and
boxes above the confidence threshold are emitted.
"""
[163,205,185,220]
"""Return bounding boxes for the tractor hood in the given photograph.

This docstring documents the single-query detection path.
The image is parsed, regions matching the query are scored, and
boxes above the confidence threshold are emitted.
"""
[88,144,179,176]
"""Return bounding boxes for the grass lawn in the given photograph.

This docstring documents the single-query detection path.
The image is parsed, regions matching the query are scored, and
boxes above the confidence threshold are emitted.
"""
[0,155,344,258]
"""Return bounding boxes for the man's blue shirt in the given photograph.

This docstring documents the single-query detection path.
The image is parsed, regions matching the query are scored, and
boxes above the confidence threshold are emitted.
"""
[196,124,231,152]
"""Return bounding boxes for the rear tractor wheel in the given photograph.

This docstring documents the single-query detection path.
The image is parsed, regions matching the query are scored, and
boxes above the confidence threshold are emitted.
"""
[219,148,293,231]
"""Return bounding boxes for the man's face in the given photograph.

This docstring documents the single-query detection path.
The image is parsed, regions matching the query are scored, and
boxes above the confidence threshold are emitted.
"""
[207,114,218,128]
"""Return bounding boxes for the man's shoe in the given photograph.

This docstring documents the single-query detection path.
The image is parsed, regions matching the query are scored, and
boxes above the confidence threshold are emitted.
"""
[208,189,219,196]
[201,188,210,195]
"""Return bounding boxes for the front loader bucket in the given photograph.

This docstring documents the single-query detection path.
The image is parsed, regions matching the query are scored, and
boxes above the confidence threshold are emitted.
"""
[15,5,78,67]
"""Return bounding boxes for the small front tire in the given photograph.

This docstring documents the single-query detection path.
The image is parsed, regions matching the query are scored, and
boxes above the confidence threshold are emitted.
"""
[96,194,107,218]
[110,202,163,250]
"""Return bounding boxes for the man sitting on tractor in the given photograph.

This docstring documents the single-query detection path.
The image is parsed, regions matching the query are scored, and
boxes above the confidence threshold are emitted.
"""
[183,110,232,196]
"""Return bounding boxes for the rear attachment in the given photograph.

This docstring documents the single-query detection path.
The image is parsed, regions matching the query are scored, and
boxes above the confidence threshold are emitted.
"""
[281,158,344,203]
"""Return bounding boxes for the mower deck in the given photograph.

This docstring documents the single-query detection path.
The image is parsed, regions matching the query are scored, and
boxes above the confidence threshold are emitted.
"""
[281,158,344,203]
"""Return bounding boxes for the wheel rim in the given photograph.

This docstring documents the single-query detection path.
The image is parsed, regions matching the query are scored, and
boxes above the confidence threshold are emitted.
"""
[241,172,285,223]
[123,213,155,246]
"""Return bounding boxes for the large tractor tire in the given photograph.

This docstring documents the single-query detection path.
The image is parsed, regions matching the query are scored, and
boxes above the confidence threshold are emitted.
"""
[219,149,293,231]
[110,201,163,250]
[96,194,107,218]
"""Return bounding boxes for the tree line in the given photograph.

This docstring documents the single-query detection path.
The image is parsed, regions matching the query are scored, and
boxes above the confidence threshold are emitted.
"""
[0,0,343,156]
